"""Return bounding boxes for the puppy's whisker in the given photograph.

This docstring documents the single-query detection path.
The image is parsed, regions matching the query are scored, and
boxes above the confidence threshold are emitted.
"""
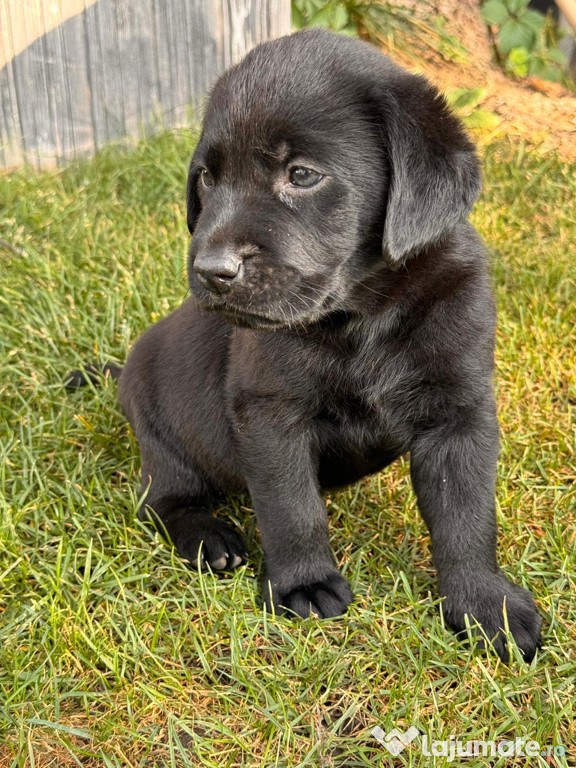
[356,282,393,300]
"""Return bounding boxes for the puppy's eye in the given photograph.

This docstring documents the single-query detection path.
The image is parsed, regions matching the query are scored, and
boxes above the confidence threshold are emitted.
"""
[200,168,214,188]
[289,166,323,188]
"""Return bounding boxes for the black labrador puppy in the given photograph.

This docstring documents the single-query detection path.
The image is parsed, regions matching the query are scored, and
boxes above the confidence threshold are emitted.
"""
[114,29,541,662]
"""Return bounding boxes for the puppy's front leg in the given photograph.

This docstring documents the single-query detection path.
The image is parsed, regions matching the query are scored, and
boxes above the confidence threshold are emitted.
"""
[410,402,541,662]
[234,396,352,618]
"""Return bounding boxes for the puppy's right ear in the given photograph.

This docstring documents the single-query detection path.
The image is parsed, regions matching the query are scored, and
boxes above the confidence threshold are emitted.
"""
[186,161,202,235]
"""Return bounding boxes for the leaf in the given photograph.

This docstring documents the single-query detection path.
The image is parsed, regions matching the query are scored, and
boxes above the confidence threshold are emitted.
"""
[291,5,306,29]
[521,10,545,32]
[527,55,546,75]
[546,47,568,65]
[505,0,530,14]
[27,719,92,740]
[306,6,336,29]
[539,67,563,82]
[528,59,564,81]
[445,87,487,112]
[339,24,359,37]
[507,46,530,64]
[462,110,501,130]
[498,18,536,54]
[332,5,350,31]
[301,0,325,12]
[481,0,509,27]
[506,46,530,76]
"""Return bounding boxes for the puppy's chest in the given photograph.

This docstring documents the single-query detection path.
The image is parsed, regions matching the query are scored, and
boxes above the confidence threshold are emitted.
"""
[316,348,413,437]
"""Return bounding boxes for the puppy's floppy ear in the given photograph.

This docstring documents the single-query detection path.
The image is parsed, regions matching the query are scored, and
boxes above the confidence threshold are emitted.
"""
[380,72,482,265]
[186,161,202,235]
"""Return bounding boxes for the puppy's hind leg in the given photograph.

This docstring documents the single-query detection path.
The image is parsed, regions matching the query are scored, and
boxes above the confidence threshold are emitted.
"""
[138,442,248,572]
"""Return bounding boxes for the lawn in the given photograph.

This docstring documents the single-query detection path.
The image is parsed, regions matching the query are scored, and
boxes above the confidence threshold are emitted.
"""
[0,131,574,767]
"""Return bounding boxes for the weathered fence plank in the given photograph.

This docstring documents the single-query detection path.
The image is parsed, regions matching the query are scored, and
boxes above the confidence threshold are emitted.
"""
[0,0,291,170]
[0,2,24,168]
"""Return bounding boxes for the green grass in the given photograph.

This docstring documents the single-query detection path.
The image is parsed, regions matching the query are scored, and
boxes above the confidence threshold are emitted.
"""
[1,131,575,767]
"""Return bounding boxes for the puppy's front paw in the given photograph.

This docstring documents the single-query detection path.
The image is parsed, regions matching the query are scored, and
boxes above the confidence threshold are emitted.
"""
[442,571,541,663]
[265,569,353,619]
[173,514,249,571]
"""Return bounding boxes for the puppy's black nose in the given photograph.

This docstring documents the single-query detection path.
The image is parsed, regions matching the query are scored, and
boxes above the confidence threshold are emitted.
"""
[194,248,242,294]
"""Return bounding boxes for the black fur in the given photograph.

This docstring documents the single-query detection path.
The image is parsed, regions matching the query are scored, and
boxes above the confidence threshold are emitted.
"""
[65,363,122,390]
[116,29,541,662]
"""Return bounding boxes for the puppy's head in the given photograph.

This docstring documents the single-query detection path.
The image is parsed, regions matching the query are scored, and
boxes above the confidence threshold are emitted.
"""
[187,29,481,329]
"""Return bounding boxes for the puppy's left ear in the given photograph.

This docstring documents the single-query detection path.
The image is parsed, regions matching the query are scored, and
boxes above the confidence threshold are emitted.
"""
[186,161,202,235]
[380,72,482,265]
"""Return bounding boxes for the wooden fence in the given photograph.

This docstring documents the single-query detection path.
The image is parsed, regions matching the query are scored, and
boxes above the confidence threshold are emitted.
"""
[0,0,291,170]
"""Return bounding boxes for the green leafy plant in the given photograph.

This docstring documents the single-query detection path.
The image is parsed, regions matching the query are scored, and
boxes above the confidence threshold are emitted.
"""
[292,0,358,35]
[445,87,501,132]
[291,1,469,63]
[481,0,568,82]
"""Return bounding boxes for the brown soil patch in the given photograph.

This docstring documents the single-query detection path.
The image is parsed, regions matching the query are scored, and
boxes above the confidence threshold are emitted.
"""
[383,0,576,161]
[424,59,576,161]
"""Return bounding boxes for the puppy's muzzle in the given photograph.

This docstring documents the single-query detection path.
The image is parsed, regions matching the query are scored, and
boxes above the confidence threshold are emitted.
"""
[193,247,244,295]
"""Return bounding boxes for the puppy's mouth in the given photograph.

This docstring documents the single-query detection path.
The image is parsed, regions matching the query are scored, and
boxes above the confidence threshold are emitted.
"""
[205,304,291,330]
[193,272,338,331]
